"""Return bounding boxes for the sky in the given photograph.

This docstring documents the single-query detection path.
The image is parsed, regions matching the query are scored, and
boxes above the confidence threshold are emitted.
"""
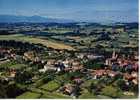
[0,0,138,22]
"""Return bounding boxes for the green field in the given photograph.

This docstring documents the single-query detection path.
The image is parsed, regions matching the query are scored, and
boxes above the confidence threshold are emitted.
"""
[16,86,71,99]
[16,92,41,99]
[41,91,71,99]
[39,80,60,91]
[0,60,27,69]
[43,28,73,34]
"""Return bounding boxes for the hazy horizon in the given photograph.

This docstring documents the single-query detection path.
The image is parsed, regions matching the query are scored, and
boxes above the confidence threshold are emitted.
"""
[0,0,138,22]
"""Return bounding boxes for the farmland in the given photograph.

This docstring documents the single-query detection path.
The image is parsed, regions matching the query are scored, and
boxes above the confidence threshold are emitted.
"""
[0,22,138,99]
[0,34,75,50]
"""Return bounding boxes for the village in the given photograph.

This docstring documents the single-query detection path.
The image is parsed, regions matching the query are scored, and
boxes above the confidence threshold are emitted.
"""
[0,40,138,98]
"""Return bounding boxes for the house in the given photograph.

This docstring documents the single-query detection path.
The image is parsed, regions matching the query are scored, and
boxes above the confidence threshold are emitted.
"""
[72,61,80,66]
[64,67,73,72]
[63,84,75,95]
[124,73,134,81]
[41,60,47,64]
[105,59,112,66]
[39,64,57,73]
[132,78,138,85]
[10,72,16,78]
[87,54,95,60]
[63,59,70,68]
[9,68,16,78]
[112,63,120,71]
[23,51,36,61]
[0,48,10,54]
[34,57,41,62]
[72,65,83,72]
[47,59,56,65]
[131,71,138,78]
[91,69,118,79]
[55,62,65,71]
[91,69,107,79]
[105,50,118,66]
[73,77,83,84]
[39,59,64,73]
[123,91,134,96]
[107,70,118,77]
[77,53,85,59]
[132,63,138,71]
[87,54,104,60]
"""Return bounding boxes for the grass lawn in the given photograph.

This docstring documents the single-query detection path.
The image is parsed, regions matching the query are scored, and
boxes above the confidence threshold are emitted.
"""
[100,85,122,98]
[16,92,41,99]
[79,88,96,99]
[0,60,17,68]
[96,95,112,99]
[10,64,27,69]
[81,79,98,88]
[41,91,71,99]
[79,88,111,99]
[39,81,60,91]
[0,60,27,69]
[79,93,96,99]
[120,94,138,99]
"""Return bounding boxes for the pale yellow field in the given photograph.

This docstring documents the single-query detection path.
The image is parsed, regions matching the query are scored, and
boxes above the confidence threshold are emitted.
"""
[66,36,81,40]
[0,34,75,50]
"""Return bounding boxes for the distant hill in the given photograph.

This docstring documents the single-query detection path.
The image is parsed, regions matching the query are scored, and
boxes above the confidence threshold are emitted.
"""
[0,15,75,23]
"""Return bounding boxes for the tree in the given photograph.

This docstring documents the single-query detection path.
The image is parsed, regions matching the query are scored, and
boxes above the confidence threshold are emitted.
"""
[68,71,83,80]
[89,80,104,95]
[101,86,122,98]
[116,79,128,91]
[15,71,33,84]
[74,85,81,98]
[0,83,7,98]
[6,83,25,98]
[83,60,104,69]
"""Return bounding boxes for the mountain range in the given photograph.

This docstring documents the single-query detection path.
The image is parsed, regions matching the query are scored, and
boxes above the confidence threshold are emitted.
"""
[0,15,75,23]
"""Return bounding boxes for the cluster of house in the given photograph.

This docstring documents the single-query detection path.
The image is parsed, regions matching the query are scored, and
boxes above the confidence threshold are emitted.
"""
[39,58,83,73]
[23,51,41,62]
[0,47,24,61]
[104,50,138,86]
[23,50,105,74]
[76,52,104,60]
[89,69,138,85]
[105,51,138,71]
[106,51,138,72]
[0,46,138,97]
[0,48,13,58]
[31,49,138,90]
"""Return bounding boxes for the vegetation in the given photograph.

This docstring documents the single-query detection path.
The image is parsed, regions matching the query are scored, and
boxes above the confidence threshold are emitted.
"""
[100,86,122,98]
[0,22,138,99]
[83,60,104,69]
[39,81,60,91]
[16,92,41,99]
